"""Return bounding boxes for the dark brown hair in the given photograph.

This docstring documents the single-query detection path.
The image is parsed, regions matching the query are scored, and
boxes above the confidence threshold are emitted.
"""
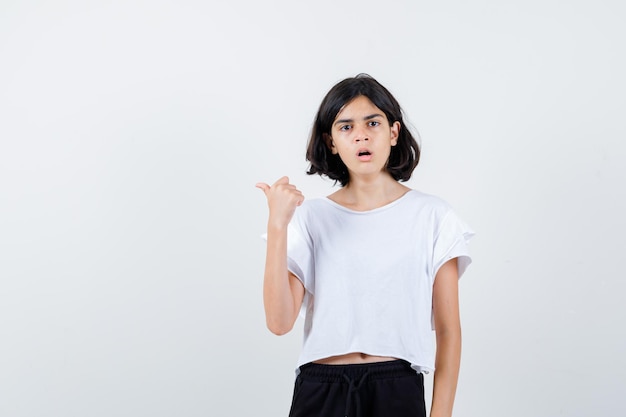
[306,74,420,186]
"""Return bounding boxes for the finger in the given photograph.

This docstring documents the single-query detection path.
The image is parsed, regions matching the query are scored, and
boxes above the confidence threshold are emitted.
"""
[255,182,270,195]
[278,184,297,191]
[295,192,305,206]
[273,176,290,186]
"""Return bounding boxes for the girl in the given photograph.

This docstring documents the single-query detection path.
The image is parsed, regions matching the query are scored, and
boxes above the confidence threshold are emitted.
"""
[256,74,474,417]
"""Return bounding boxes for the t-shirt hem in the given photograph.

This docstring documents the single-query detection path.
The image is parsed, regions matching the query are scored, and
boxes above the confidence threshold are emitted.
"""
[295,352,434,375]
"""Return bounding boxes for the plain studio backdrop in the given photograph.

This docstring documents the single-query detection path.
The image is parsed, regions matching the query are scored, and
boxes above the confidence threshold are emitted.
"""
[1,1,625,416]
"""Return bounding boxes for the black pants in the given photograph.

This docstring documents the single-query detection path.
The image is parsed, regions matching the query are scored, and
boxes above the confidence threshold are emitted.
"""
[288,360,426,417]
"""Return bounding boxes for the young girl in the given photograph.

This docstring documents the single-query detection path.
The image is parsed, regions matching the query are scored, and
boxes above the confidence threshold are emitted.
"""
[256,74,474,417]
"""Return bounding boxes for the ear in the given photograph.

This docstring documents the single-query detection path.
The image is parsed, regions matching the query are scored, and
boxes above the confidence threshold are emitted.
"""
[323,133,338,154]
[390,121,401,146]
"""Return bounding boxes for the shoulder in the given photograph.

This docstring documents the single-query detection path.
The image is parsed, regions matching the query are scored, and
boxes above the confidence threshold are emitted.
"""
[295,197,331,216]
[406,191,474,244]
[290,197,332,227]
[289,198,339,244]
[402,189,454,217]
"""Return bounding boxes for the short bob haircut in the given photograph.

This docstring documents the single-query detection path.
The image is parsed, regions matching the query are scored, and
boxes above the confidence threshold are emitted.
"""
[306,74,420,186]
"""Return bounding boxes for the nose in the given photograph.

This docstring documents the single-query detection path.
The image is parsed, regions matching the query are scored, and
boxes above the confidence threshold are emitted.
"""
[353,126,369,143]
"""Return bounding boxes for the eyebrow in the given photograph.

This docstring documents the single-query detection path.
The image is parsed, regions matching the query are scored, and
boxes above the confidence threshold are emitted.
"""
[334,113,384,126]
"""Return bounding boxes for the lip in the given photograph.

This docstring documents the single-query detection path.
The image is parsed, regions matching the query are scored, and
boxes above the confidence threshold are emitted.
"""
[356,148,373,162]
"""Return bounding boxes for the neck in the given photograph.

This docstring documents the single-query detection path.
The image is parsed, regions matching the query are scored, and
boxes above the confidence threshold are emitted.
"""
[330,173,410,211]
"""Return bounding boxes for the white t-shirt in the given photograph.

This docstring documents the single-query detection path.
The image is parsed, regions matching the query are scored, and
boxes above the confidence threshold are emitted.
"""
[285,189,474,374]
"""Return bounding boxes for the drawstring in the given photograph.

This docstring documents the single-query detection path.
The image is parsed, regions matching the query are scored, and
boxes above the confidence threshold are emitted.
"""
[342,371,370,417]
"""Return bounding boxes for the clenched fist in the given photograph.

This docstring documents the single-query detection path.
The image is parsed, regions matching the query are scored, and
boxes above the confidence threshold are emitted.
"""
[256,176,305,229]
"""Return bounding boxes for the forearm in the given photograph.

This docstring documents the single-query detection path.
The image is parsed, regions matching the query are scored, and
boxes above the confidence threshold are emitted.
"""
[256,177,305,334]
[430,327,461,417]
[263,224,298,335]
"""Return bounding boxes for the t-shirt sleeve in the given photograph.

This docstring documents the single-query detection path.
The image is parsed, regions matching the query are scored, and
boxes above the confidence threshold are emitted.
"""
[433,209,475,279]
[286,216,314,294]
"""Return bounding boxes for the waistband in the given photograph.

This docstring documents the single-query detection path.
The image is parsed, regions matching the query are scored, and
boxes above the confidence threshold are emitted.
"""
[297,359,415,382]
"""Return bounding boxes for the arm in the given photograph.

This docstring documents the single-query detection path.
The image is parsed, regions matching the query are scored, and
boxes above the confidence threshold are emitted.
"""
[430,258,462,417]
[256,177,305,335]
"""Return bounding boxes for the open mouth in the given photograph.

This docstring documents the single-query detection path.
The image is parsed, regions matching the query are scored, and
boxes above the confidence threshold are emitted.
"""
[357,149,373,161]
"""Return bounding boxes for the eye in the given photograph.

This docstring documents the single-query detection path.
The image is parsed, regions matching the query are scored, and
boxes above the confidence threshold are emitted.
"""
[368,121,381,127]
[339,125,351,131]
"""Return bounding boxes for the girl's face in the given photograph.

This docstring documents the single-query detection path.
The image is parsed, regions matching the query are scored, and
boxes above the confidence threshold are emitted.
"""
[329,95,400,181]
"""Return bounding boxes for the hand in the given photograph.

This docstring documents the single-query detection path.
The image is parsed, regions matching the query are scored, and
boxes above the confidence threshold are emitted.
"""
[256,176,305,229]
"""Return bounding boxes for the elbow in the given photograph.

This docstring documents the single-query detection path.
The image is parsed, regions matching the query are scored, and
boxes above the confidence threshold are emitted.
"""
[269,327,291,336]
[266,319,294,336]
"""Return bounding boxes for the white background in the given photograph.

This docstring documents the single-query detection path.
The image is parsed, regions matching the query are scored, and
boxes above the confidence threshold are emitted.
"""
[1,1,625,416]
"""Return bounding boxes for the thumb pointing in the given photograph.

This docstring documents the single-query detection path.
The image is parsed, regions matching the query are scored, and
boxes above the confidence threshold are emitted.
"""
[255,182,270,195]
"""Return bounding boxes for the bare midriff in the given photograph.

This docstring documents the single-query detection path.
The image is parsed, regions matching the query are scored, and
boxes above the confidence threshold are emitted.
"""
[312,352,398,365]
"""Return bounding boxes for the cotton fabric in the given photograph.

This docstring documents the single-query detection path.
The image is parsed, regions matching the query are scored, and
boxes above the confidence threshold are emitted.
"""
[285,190,474,374]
